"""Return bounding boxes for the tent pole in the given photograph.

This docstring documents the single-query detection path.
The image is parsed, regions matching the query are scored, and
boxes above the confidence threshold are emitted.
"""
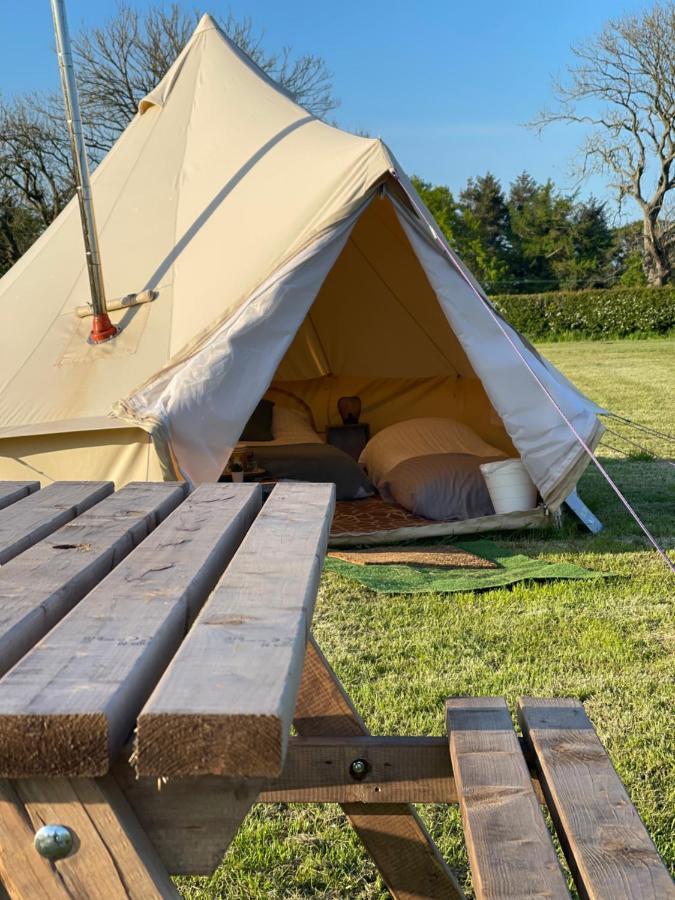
[50,0,117,344]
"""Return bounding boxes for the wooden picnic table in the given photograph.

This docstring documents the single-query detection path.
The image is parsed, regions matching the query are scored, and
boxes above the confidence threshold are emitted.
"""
[0,479,670,899]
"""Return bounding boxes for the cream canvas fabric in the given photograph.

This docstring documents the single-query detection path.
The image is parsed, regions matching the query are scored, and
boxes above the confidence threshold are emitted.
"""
[0,14,603,509]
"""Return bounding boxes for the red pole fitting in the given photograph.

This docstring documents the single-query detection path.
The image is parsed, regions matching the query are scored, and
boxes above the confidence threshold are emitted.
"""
[89,313,118,343]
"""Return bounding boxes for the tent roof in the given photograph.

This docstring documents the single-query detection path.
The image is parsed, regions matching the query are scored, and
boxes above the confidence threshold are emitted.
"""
[0,14,393,434]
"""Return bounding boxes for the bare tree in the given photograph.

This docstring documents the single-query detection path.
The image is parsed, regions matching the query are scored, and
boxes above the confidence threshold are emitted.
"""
[534,2,675,285]
[0,4,338,273]
[0,96,74,228]
[74,4,338,152]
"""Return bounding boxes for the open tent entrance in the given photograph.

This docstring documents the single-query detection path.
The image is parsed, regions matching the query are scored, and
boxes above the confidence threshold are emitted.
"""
[235,190,549,545]
[269,192,516,453]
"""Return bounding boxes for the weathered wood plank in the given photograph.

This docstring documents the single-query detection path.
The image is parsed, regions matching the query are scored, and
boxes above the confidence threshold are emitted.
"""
[0,481,39,511]
[0,481,113,565]
[0,779,71,899]
[296,638,465,900]
[447,697,568,900]
[113,732,547,876]
[261,736,456,803]
[136,482,336,778]
[260,735,544,804]
[113,755,263,876]
[0,483,261,777]
[0,482,186,677]
[9,777,178,899]
[518,697,675,900]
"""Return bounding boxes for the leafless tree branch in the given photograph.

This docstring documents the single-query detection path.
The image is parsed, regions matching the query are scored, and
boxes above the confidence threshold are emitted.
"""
[533,2,675,283]
[0,4,339,272]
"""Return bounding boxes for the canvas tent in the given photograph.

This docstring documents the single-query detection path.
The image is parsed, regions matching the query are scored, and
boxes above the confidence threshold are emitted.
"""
[0,14,603,516]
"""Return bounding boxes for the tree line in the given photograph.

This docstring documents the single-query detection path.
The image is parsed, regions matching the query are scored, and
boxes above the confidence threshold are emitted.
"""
[412,172,647,293]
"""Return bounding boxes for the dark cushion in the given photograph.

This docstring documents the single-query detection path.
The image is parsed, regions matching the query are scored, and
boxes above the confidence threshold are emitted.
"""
[253,443,374,501]
[379,453,505,521]
[241,399,274,442]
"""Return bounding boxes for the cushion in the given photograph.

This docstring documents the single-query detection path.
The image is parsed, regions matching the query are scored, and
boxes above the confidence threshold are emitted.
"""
[240,399,274,442]
[379,453,504,521]
[272,406,323,445]
[360,417,505,487]
[253,444,374,501]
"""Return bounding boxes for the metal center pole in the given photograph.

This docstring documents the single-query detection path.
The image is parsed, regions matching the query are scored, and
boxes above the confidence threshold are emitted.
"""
[50,0,116,343]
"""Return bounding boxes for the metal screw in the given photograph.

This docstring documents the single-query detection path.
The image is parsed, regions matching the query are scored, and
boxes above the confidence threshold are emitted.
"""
[349,758,369,780]
[34,824,73,860]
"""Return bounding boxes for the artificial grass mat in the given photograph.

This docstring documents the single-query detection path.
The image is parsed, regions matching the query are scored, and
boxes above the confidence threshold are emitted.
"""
[324,537,609,593]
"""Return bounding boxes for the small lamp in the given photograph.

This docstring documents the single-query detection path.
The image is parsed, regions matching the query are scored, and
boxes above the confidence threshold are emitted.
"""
[338,396,361,425]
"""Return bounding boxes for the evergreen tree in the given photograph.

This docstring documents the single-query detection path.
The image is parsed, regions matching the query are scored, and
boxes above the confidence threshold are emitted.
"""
[507,174,572,292]
[458,173,511,289]
[410,177,462,247]
[563,198,613,289]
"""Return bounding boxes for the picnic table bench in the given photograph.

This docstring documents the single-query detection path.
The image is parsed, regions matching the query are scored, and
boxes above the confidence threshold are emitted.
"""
[0,479,670,899]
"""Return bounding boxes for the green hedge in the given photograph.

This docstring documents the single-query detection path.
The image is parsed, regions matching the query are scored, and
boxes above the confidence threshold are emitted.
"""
[490,287,675,340]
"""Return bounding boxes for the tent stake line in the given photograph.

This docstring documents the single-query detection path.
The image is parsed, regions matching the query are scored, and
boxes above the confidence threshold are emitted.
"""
[395,177,675,576]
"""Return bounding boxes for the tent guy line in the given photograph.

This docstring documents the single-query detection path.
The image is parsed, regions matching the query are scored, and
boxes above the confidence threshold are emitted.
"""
[399,179,675,574]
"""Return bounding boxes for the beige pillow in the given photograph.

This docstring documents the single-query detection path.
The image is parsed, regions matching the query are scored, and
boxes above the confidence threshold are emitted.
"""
[360,417,505,487]
[271,406,323,444]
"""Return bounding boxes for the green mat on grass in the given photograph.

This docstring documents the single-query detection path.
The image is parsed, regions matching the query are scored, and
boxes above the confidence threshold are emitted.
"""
[324,539,608,594]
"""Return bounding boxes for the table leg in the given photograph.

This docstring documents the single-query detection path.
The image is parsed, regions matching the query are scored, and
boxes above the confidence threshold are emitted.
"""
[294,637,465,900]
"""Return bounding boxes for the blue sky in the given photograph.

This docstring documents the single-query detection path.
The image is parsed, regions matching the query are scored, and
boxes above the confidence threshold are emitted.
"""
[0,0,656,218]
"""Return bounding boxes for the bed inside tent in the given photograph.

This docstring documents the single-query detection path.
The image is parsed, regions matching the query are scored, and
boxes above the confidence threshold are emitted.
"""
[231,192,550,546]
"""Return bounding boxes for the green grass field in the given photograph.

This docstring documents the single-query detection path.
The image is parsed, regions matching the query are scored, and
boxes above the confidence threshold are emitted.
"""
[180,338,675,899]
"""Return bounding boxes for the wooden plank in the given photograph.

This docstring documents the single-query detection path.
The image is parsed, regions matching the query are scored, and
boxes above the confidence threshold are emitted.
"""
[0,482,186,677]
[446,697,568,900]
[0,481,113,565]
[295,637,465,900]
[136,482,336,778]
[518,697,675,900]
[112,733,549,876]
[113,755,263,876]
[0,481,40,511]
[261,735,544,803]
[260,736,457,803]
[6,777,178,899]
[0,779,71,899]
[0,483,261,777]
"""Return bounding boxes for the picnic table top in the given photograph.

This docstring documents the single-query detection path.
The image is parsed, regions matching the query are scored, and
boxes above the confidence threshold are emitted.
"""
[0,478,335,780]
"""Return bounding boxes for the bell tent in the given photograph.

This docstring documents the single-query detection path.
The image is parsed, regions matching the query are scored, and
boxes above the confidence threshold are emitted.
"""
[0,14,603,533]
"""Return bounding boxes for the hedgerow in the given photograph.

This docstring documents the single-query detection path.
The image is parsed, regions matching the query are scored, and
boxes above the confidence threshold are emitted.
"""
[491,287,675,339]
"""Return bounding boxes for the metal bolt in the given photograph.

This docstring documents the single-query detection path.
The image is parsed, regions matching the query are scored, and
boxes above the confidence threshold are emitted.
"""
[34,824,73,860]
[349,758,369,780]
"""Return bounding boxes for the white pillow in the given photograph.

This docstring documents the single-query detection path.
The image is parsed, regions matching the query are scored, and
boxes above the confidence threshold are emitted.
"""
[271,406,323,444]
[359,417,505,487]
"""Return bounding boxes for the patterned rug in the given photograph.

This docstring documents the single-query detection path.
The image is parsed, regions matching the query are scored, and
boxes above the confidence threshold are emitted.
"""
[331,497,435,536]
[329,545,497,570]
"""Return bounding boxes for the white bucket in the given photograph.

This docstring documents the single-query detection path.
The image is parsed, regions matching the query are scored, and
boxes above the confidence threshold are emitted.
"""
[479,459,538,514]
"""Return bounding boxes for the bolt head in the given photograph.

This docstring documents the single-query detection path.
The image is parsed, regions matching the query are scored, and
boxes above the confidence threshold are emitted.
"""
[349,758,369,780]
[34,824,73,860]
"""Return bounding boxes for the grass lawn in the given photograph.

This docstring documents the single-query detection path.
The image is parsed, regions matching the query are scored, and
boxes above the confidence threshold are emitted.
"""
[179,337,675,899]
